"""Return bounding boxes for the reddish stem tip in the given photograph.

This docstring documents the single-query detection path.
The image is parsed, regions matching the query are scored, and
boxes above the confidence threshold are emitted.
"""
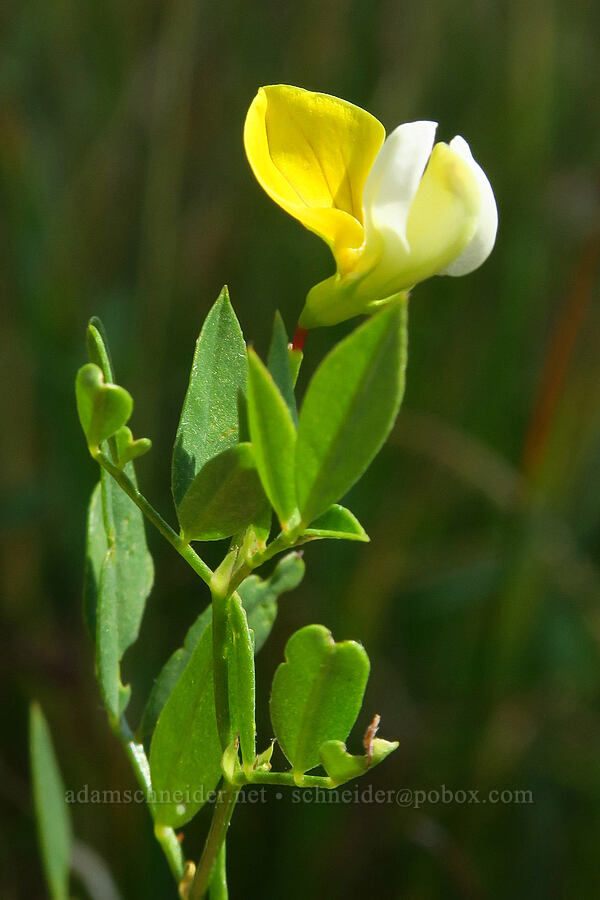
[291,325,308,352]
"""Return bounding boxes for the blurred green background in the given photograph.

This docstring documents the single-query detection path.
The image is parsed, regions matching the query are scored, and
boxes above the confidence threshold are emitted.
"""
[3,0,600,896]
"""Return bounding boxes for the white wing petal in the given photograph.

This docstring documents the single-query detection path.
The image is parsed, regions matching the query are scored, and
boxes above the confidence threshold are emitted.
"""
[362,121,437,253]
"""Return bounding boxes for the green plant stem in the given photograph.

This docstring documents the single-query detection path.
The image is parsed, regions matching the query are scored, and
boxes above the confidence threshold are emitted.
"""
[116,717,184,882]
[209,545,254,750]
[197,547,249,898]
[94,450,213,585]
[93,446,330,891]
[208,844,228,899]
[96,442,304,586]
[189,782,239,900]
[242,770,332,789]
[210,586,232,749]
[209,550,240,749]
[248,527,299,570]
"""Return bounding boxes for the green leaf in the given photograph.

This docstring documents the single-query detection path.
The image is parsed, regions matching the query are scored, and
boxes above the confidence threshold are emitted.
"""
[101,466,154,655]
[237,552,305,652]
[96,464,154,723]
[270,624,370,781]
[80,320,153,721]
[303,504,369,542]
[295,302,407,525]
[289,348,303,388]
[319,740,367,783]
[96,547,132,721]
[138,607,211,739]
[83,482,106,640]
[254,741,275,771]
[138,553,304,738]
[221,737,241,783]
[226,594,256,773]
[172,287,247,508]
[243,503,272,556]
[247,348,297,529]
[29,703,72,900]
[319,737,398,787]
[84,318,118,465]
[150,626,222,828]
[267,311,297,423]
[87,317,115,381]
[115,425,152,466]
[178,443,267,542]
[76,364,133,449]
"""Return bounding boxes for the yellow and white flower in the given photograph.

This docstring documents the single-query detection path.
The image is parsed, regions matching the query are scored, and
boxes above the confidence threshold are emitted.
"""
[244,85,498,328]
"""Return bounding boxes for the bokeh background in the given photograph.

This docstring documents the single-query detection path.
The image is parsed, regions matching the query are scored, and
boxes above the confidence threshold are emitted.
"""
[3,0,600,896]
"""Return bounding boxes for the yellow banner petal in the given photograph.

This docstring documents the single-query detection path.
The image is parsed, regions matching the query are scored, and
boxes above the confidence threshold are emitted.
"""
[244,85,385,269]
